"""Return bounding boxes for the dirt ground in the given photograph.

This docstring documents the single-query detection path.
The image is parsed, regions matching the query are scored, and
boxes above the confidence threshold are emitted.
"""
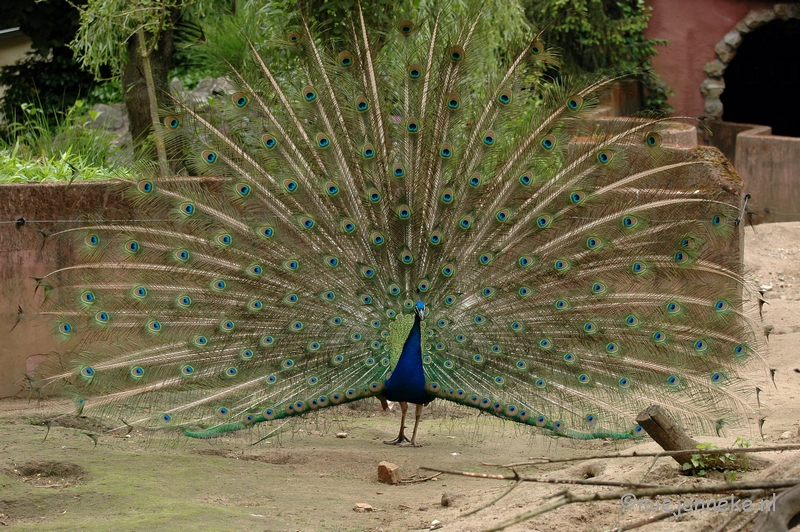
[1,222,799,532]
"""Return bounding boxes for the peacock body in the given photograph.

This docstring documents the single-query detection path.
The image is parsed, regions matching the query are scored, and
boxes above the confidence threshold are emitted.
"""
[40,7,765,444]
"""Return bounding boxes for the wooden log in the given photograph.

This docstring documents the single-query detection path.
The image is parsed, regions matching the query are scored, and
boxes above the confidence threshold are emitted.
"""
[636,405,699,466]
[636,405,773,471]
[753,482,800,532]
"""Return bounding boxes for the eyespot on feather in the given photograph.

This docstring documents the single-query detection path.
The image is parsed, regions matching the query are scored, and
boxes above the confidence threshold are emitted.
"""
[397,19,415,35]
[232,92,248,108]
[337,51,354,68]
[445,93,460,110]
[262,134,277,149]
[566,95,583,111]
[201,150,217,164]
[645,132,662,147]
[447,45,464,62]
[163,115,180,129]
[302,86,318,102]
[315,133,330,148]
[287,31,301,44]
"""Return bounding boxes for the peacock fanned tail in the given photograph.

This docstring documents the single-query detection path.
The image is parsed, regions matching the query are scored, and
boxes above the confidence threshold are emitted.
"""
[39,7,766,440]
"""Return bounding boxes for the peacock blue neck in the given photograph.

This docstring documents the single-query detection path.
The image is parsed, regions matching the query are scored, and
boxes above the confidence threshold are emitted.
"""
[383,314,434,405]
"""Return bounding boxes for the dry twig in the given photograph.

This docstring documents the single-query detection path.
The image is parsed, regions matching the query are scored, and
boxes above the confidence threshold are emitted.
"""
[483,444,800,469]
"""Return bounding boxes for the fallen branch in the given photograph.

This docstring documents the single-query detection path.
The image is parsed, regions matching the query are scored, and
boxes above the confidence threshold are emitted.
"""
[478,479,800,532]
[420,467,662,489]
[485,444,800,469]
[399,472,441,484]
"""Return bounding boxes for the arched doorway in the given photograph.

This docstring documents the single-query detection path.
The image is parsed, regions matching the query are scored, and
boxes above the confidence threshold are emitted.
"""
[720,18,800,137]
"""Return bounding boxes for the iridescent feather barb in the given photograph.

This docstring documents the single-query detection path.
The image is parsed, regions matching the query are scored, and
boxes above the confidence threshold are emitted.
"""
[38,7,766,444]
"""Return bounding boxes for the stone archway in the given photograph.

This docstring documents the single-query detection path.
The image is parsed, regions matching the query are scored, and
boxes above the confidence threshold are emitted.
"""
[701,3,800,123]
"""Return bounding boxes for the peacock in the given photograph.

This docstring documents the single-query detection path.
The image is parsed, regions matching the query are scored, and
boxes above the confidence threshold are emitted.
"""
[37,6,766,447]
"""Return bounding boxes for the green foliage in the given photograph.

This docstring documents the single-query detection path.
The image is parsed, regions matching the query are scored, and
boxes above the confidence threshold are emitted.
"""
[682,438,751,477]
[411,0,533,82]
[0,53,98,127]
[0,101,128,183]
[181,0,533,100]
[524,0,671,112]
[88,79,124,105]
[69,0,206,78]
[299,0,397,41]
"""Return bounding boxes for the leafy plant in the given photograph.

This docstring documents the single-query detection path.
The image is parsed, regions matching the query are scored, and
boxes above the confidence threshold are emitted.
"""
[682,438,751,477]
[523,0,672,112]
[88,79,124,105]
[0,101,128,183]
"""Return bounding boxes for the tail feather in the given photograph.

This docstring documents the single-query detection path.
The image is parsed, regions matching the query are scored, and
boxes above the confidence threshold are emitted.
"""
[37,6,766,440]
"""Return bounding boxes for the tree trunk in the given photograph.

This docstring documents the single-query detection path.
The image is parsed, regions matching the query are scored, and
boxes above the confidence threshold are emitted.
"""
[122,25,175,163]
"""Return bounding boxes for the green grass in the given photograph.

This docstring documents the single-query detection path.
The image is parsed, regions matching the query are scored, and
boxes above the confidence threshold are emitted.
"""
[0,101,129,183]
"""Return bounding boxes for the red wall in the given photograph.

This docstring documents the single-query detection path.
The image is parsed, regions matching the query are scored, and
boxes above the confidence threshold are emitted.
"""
[645,0,775,117]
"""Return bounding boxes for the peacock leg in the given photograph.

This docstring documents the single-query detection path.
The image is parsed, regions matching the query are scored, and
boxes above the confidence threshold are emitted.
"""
[383,401,410,445]
[398,403,424,447]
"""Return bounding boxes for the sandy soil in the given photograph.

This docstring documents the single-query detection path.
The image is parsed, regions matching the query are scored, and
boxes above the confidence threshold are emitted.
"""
[1,222,799,532]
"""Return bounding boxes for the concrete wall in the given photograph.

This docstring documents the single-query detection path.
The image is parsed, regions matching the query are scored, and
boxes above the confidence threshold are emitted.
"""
[701,120,762,164]
[702,121,800,224]
[735,127,800,224]
[0,182,133,398]
[645,0,775,117]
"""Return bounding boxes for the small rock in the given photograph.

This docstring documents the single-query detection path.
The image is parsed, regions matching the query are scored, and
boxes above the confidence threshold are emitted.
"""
[780,430,793,439]
[354,503,374,512]
[441,492,462,507]
[171,77,184,92]
[377,461,401,484]
[703,59,725,78]
[431,520,443,530]
[336,432,348,438]
[419,506,429,511]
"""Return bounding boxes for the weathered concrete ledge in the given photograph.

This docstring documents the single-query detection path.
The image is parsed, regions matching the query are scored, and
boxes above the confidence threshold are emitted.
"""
[703,120,800,225]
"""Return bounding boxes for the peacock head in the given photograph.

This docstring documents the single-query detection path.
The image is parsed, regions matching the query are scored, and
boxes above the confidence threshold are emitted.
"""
[414,300,426,319]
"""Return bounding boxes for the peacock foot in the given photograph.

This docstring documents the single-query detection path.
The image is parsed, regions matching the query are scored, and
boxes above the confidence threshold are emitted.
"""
[383,435,411,445]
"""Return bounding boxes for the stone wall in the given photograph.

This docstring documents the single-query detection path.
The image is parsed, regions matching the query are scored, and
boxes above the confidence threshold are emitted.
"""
[701,3,800,120]
[644,0,776,118]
